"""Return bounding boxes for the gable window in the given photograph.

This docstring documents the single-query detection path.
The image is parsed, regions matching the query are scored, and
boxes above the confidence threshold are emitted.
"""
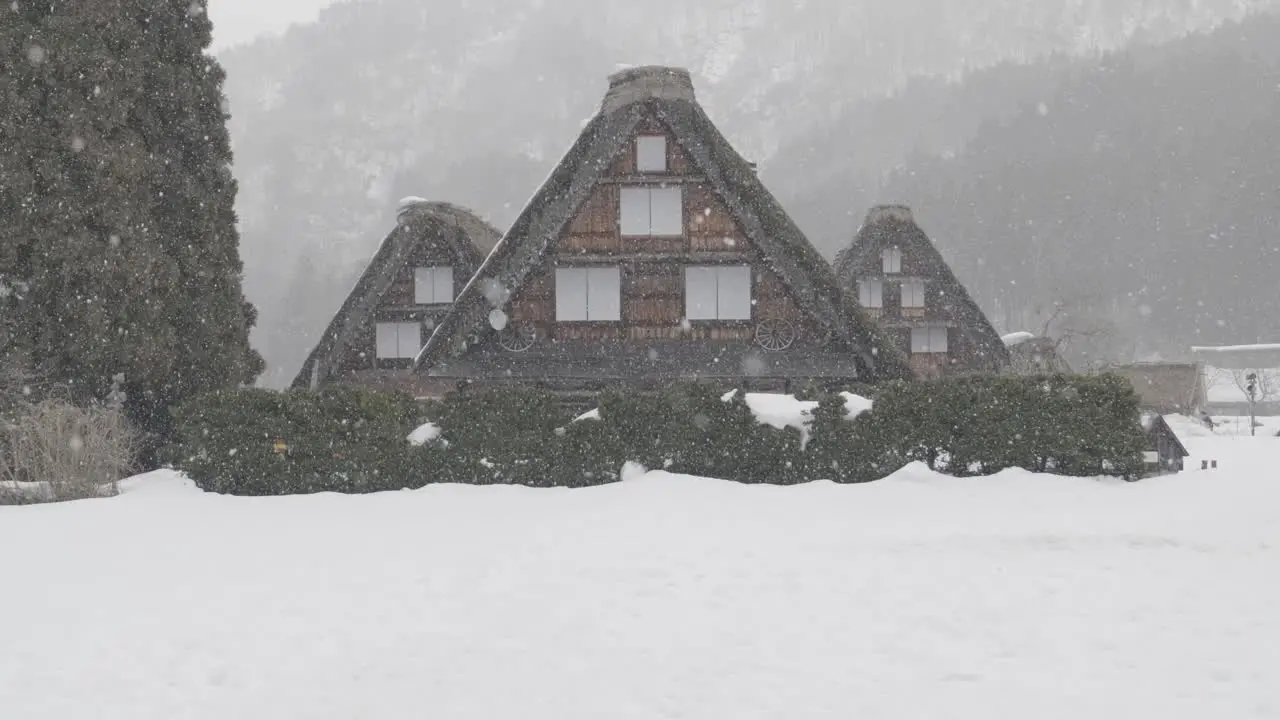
[901,279,926,308]
[858,279,884,308]
[375,322,421,359]
[685,265,752,321]
[556,267,621,322]
[636,135,668,173]
[911,326,949,354]
[620,186,683,236]
[414,266,454,304]
[882,247,903,274]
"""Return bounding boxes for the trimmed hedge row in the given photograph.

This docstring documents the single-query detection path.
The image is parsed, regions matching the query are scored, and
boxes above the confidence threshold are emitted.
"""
[166,374,1148,495]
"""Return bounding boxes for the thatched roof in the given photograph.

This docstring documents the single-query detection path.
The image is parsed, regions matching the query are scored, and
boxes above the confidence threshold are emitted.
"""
[291,201,501,389]
[834,206,1009,371]
[414,66,910,380]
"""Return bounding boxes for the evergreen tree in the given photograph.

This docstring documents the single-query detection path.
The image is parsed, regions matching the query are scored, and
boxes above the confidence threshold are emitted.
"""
[0,0,262,458]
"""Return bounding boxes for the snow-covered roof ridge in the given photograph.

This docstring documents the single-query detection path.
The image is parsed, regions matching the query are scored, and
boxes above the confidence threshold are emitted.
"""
[602,65,696,113]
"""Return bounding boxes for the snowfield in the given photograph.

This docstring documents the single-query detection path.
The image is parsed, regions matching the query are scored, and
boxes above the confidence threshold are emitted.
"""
[2,429,1279,719]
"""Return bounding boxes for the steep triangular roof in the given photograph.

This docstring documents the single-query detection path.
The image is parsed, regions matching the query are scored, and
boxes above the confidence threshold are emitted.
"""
[291,201,501,389]
[834,206,1009,370]
[415,66,910,380]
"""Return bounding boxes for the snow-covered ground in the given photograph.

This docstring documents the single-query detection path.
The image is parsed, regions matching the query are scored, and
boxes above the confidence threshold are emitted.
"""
[2,429,1278,718]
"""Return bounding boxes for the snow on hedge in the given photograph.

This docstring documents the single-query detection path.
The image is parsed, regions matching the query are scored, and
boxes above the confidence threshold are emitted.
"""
[573,392,873,437]
[406,422,442,446]
[2,430,1278,719]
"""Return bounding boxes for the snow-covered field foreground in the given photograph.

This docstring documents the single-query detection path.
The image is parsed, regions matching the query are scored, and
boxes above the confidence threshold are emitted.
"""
[3,431,1279,719]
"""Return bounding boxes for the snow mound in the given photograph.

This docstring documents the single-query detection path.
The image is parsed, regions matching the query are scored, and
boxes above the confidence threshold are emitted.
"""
[407,422,442,446]
[1002,331,1037,347]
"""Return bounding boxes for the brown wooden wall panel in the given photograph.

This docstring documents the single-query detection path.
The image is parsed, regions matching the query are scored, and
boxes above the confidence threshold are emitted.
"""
[624,268,681,297]
[683,325,755,342]
[382,275,414,306]
[624,298,682,325]
[686,185,741,237]
[689,234,741,252]
[511,299,554,323]
[909,353,948,378]
[560,233,621,253]
[553,325,625,342]
[756,295,803,323]
[520,271,554,299]
[567,185,617,235]
[628,326,686,341]
[623,236,686,254]
[755,271,789,298]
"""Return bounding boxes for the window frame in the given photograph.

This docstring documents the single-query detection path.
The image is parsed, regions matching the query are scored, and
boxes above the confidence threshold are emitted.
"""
[684,265,753,321]
[910,325,949,354]
[619,185,684,237]
[858,279,884,308]
[636,135,668,173]
[882,247,903,274]
[375,321,422,359]
[900,278,927,308]
[414,266,454,305]
[555,266,622,323]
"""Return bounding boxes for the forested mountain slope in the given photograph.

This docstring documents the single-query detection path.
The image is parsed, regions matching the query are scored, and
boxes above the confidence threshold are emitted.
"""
[781,15,1279,365]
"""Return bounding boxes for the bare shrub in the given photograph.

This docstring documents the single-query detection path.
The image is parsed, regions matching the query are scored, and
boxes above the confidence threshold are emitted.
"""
[1,399,140,504]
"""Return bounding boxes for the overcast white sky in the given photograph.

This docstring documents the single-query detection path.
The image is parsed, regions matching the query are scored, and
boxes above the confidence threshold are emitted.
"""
[208,0,341,50]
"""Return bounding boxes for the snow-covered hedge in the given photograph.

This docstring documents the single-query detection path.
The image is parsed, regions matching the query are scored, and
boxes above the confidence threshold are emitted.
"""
[167,374,1149,496]
[851,374,1148,479]
[167,386,431,495]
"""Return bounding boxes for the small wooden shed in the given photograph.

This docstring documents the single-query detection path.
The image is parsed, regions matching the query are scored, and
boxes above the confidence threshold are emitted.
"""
[1141,413,1189,477]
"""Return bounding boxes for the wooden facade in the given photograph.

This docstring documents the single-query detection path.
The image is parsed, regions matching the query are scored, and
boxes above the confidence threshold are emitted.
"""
[412,66,910,394]
[834,206,1009,378]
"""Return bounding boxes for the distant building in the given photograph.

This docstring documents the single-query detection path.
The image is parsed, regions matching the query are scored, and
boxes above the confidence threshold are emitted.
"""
[833,206,1009,378]
[1002,332,1072,375]
[1192,344,1280,416]
[1104,362,1207,415]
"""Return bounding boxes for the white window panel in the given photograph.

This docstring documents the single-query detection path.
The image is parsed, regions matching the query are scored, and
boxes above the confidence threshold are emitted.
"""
[619,188,651,236]
[636,135,667,173]
[649,187,684,236]
[415,266,453,304]
[716,265,752,320]
[901,279,926,308]
[555,268,589,321]
[431,266,453,303]
[587,267,621,321]
[911,326,948,354]
[376,322,420,359]
[376,323,400,359]
[882,247,903,274]
[858,279,883,308]
[399,323,422,358]
[685,265,751,320]
[684,266,719,320]
[930,326,949,353]
[620,186,684,236]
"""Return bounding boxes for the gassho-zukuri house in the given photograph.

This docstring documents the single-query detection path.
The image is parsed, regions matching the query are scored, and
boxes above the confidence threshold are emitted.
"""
[294,66,1010,397]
